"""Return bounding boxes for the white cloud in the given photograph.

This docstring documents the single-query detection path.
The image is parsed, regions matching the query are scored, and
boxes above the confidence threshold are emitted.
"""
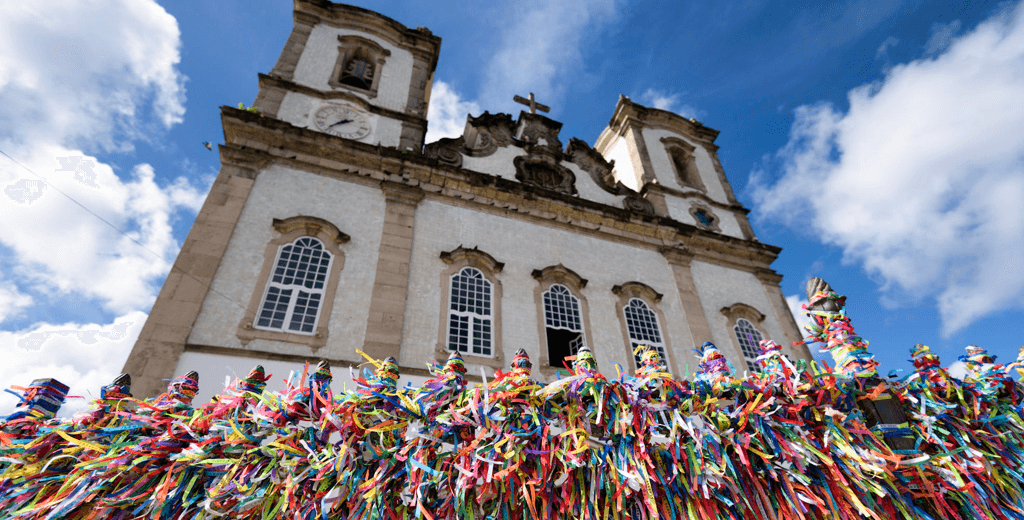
[751,3,1024,336]
[0,0,201,316]
[1,148,206,314]
[0,0,202,398]
[480,0,621,111]
[0,312,144,417]
[876,36,899,60]
[0,282,32,324]
[785,294,813,338]
[925,20,962,55]
[0,0,186,152]
[425,81,481,143]
[637,89,704,120]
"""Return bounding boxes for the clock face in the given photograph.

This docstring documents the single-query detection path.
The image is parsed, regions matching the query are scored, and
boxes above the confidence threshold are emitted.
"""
[313,105,371,140]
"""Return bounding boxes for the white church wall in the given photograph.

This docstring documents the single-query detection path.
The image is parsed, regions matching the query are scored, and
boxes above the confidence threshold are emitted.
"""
[564,160,624,207]
[641,129,730,204]
[402,200,701,380]
[604,137,639,192]
[188,166,386,362]
[274,92,401,148]
[689,260,788,374]
[173,350,431,408]
[662,196,745,239]
[460,147,525,182]
[292,25,414,114]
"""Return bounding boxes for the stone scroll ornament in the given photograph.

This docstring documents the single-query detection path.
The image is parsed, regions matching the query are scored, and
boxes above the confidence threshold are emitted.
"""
[6,324,1024,520]
[802,277,880,378]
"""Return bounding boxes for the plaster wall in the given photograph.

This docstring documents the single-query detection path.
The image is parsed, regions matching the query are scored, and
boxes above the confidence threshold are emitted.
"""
[565,160,624,207]
[460,147,525,182]
[604,137,639,192]
[276,92,403,148]
[662,195,744,239]
[293,25,414,113]
[173,350,430,408]
[401,200,703,381]
[458,147,623,208]
[188,166,386,362]
[641,129,729,203]
[689,260,791,373]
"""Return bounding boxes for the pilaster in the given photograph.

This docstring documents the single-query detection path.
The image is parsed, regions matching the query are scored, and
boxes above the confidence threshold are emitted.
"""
[122,147,263,398]
[660,246,714,353]
[362,181,424,362]
[625,125,657,187]
[754,268,812,361]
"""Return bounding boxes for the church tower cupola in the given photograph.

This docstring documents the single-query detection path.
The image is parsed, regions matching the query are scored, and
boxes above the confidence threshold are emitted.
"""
[253,0,441,152]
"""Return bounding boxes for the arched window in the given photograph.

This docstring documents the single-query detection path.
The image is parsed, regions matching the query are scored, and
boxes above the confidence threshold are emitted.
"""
[329,35,391,98]
[340,56,374,89]
[255,236,332,334]
[660,137,706,192]
[734,318,764,373]
[542,284,585,368]
[613,282,674,374]
[623,298,669,373]
[447,267,494,356]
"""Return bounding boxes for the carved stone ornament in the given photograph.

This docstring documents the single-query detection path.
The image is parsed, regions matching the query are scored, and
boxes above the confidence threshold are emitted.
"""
[513,155,577,196]
[423,136,465,168]
[463,112,515,157]
[516,113,563,151]
[805,277,845,313]
[567,137,621,194]
[622,191,655,216]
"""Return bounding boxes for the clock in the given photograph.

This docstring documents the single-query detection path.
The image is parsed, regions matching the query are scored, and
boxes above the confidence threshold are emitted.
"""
[313,105,372,140]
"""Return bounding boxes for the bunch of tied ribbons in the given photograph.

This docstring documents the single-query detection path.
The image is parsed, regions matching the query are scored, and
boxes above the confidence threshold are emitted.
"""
[3,292,1024,519]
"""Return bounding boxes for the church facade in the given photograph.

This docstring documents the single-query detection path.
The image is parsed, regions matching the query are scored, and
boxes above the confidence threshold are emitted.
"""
[122,0,812,400]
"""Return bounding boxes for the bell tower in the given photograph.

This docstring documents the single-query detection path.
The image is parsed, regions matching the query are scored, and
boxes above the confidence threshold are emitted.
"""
[253,0,441,151]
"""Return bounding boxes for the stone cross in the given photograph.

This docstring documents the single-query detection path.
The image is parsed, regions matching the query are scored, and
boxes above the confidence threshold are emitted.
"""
[513,92,550,115]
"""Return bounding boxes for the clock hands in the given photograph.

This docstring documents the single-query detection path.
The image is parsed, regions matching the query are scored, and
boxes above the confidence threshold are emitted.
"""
[327,118,352,129]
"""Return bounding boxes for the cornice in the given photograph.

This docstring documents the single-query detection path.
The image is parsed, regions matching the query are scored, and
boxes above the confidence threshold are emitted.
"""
[597,95,721,153]
[258,74,426,126]
[272,216,351,244]
[219,108,783,274]
[642,183,749,215]
[295,0,441,72]
[440,246,505,273]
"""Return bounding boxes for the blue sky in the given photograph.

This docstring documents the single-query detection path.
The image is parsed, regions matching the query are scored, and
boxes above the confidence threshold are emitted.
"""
[1,0,1022,411]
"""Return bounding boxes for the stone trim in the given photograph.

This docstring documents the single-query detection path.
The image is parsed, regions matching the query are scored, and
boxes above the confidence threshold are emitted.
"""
[597,95,720,152]
[219,109,784,275]
[236,217,349,350]
[659,246,715,361]
[295,0,441,72]
[688,201,722,233]
[611,281,663,303]
[721,303,770,371]
[435,247,505,369]
[753,269,814,362]
[531,265,594,378]
[719,303,765,325]
[122,157,260,398]
[269,11,317,82]
[258,74,427,126]
[625,125,657,187]
[611,281,677,375]
[363,182,424,362]
[272,216,351,245]
[700,143,741,205]
[660,136,707,192]
[327,35,392,99]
